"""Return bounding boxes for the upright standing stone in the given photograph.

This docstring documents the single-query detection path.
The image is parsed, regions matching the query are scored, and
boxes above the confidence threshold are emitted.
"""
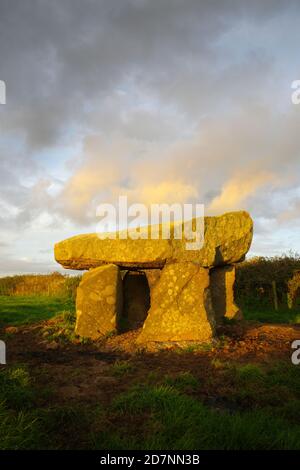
[145,269,161,306]
[210,265,242,321]
[75,264,123,339]
[137,262,215,344]
[145,269,161,291]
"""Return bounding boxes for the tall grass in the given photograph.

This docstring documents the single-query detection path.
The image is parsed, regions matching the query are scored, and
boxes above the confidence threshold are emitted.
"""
[94,383,300,450]
[0,272,81,298]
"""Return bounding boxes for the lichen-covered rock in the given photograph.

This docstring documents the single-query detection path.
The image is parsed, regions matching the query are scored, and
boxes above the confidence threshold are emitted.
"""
[54,211,253,270]
[75,264,122,339]
[145,269,161,291]
[136,262,215,343]
[210,265,242,321]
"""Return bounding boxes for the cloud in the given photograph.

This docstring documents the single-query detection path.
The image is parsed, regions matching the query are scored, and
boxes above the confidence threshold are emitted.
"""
[208,171,276,214]
[133,181,199,206]
[277,195,300,223]
[0,254,59,276]
[0,0,294,149]
[55,103,300,222]
[0,0,300,273]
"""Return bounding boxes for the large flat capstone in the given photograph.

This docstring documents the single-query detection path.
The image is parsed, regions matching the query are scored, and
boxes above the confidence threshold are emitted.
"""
[55,211,253,270]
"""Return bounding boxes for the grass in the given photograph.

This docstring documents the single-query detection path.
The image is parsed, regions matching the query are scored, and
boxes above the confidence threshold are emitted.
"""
[0,295,74,327]
[37,404,100,450]
[0,273,81,298]
[0,364,98,449]
[0,291,299,330]
[240,299,300,324]
[41,309,81,344]
[221,362,300,409]
[110,360,134,377]
[233,363,264,383]
[0,359,299,450]
[163,372,199,391]
[0,365,36,409]
[93,384,300,450]
[0,363,97,449]
[0,365,41,449]
[0,401,40,450]
[92,361,300,450]
[0,291,300,449]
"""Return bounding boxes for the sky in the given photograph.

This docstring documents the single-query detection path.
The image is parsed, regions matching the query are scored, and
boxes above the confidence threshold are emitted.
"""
[0,0,300,275]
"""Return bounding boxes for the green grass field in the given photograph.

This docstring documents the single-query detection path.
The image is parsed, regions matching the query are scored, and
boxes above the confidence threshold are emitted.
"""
[0,294,299,328]
[0,358,300,450]
[0,294,300,450]
[241,304,300,324]
[0,295,75,327]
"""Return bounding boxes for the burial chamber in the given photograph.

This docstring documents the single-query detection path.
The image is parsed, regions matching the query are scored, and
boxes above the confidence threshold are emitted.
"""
[54,211,253,344]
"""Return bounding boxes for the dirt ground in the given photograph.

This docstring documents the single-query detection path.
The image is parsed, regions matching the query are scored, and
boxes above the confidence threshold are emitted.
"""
[3,320,300,408]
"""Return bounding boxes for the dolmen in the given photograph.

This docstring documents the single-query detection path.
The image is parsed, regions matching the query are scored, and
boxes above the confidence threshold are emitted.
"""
[54,211,253,345]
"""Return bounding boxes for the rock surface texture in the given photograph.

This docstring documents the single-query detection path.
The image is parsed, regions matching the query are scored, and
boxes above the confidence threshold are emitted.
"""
[55,211,253,344]
[75,264,123,339]
[137,263,215,344]
[55,211,253,270]
[210,265,242,321]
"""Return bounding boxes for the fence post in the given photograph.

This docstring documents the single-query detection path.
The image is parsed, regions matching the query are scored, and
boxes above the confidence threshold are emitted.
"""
[271,280,279,311]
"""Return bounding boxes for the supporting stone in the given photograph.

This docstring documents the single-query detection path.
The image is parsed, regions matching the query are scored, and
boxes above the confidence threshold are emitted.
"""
[145,269,161,290]
[210,265,242,321]
[145,269,161,298]
[75,264,123,339]
[137,262,215,344]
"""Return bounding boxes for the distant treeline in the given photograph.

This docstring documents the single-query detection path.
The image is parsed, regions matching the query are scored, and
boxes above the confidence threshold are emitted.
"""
[0,272,81,299]
[236,253,300,309]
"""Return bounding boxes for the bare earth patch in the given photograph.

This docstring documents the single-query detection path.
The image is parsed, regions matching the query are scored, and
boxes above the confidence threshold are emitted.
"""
[2,319,299,407]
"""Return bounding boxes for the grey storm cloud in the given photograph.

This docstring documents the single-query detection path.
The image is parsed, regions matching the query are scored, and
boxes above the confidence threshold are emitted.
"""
[0,0,300,272]
[0,0,295,148]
